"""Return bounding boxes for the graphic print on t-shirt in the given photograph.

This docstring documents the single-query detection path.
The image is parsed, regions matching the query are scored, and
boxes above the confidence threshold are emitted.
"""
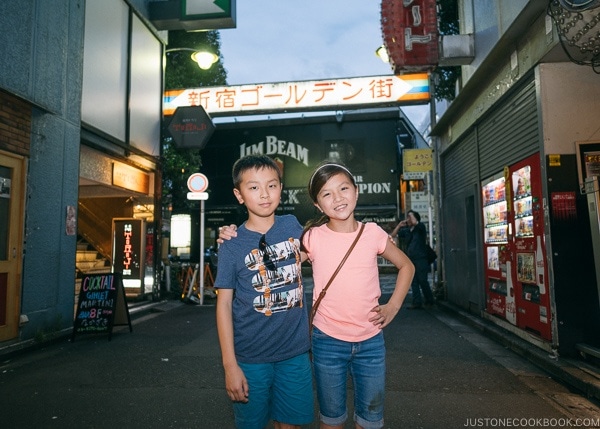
[243,237,304,316]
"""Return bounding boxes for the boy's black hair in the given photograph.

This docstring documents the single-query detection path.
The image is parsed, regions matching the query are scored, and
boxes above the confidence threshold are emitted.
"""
[231,155,282,189]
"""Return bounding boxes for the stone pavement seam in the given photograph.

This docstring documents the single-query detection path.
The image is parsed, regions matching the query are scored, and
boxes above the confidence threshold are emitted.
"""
[436,300,600,404]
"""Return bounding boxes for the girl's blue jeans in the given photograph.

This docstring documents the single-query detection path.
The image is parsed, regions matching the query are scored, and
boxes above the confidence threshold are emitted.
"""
[312,326,385,429]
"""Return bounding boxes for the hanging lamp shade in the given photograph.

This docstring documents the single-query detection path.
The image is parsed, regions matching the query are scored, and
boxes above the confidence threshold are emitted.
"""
[190,51,219,70]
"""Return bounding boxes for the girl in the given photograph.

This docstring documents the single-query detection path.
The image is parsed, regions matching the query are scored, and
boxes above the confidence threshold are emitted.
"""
[302,162,414,429]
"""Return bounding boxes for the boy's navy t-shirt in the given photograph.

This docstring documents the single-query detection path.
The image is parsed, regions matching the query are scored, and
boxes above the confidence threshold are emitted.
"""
[215,215,310,363]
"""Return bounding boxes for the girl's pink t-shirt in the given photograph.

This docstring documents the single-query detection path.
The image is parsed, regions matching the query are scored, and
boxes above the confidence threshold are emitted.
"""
[304,222,388,342]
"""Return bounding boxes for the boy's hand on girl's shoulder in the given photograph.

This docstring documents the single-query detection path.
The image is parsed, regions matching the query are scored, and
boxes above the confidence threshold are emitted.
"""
[217,224,238,244]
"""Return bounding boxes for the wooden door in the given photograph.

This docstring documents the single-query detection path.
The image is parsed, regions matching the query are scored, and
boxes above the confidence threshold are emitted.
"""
[0,151,25,341]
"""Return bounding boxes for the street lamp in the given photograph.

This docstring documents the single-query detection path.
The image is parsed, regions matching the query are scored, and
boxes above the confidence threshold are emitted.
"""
[375,45,390,63]
[165,47,219,70]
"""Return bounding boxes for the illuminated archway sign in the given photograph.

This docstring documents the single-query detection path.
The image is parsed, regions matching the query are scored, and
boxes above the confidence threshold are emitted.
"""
[163,73,430,117]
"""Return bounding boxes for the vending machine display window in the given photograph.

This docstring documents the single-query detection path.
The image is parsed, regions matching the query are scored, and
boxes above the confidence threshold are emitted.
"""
[512,166,534,238]
[487,246,500,270]
[482,177,508,244]
[516,252,535,283]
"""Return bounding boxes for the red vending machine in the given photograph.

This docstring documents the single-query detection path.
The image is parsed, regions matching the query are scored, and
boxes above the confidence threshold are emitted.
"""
[481,154,552,340]
[482,173,516,325]
[509,154,552,341]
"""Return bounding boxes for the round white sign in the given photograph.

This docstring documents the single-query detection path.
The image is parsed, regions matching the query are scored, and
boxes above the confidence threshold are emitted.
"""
[187,173,209,193]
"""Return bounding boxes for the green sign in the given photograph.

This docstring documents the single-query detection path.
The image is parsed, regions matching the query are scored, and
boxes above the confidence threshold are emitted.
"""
[182,0,232,19]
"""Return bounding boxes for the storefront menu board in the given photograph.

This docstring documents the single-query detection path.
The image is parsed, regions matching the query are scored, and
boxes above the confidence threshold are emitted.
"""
[72,273,132,341]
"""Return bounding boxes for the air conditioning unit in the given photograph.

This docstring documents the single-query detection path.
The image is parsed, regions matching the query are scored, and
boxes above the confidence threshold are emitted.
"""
[438,34,475,66]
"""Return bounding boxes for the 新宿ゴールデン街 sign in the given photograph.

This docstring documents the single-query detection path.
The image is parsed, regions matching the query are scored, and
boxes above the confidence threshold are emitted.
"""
[163,74,430,116]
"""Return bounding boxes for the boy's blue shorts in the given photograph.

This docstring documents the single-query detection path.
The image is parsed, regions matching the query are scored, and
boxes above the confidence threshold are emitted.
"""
[233,352,314,429]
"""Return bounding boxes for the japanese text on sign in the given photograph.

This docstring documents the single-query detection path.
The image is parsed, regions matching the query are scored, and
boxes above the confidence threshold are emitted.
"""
[584,152,600,178]
[164,74,430,116]
[403,148,433,172]
[381,0,439,72]
[122,224,133,275]
[112,219,142,289]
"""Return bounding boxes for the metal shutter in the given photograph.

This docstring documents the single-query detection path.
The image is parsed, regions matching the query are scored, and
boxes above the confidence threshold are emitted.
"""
[477,76,540,178]
[442,130,478,197]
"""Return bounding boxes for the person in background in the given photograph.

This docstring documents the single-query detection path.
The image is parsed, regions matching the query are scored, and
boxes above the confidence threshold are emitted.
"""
[391,210,434,309]
[302,162,414,429]
[214,155,313,429]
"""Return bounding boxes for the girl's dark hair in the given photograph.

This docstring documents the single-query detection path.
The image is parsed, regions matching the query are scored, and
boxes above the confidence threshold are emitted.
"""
[307,162,356,202]
[231,155,282,189]
[301,162,356,250]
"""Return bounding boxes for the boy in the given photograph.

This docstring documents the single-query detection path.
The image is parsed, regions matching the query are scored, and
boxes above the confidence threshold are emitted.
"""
[215,155,313,429]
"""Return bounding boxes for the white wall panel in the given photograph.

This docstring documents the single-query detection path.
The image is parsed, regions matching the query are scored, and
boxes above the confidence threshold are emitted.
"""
[82,0,128,141]
[129,14,162,157]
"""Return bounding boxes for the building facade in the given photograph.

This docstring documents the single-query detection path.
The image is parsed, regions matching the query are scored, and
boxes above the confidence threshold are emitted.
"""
[432,1,600,357]
[0,0,164,349]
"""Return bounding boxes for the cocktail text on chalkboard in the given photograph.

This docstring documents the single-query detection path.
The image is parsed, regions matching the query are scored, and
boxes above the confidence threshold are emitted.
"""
[72,273,132,341]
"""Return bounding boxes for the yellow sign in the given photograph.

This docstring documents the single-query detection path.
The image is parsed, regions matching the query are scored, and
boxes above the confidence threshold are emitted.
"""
[403,149,433,172]
[112,162,150,194]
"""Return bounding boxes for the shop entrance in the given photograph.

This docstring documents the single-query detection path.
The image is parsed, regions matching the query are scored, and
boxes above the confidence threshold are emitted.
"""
[0,151,25,341]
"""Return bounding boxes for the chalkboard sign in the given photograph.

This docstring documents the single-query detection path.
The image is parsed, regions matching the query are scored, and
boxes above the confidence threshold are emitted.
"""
[72,273,132,341]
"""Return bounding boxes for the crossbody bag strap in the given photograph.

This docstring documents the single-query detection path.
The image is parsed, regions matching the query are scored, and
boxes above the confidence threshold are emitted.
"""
[309,222,365,328]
